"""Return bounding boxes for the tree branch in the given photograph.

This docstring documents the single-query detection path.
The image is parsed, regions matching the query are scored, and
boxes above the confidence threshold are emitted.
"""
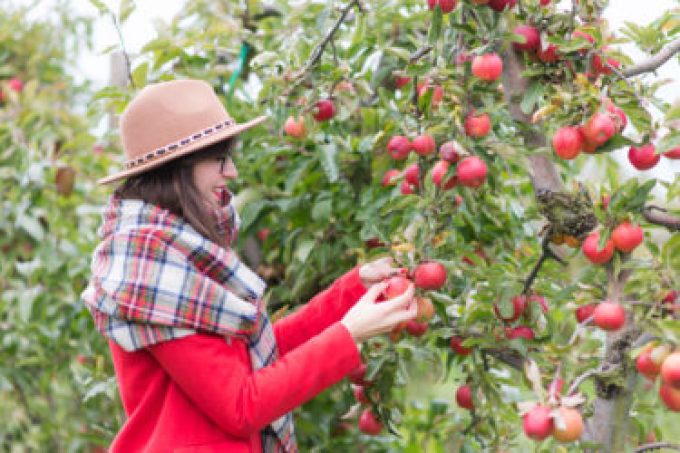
[567,366,601,396]
[634,442,680,453]
[623,37,680,77]
[643,205,680,231]
[290,0,361,80]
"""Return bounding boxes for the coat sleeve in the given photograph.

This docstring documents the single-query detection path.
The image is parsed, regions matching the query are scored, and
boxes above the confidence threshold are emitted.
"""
[273,267,367,356]
[149,322,361,438]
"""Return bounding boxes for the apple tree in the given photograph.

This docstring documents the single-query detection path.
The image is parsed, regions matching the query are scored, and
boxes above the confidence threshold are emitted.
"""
[89,0,680,451]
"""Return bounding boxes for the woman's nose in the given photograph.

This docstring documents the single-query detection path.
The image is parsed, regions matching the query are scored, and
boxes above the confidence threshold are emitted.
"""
[221,159,238,179]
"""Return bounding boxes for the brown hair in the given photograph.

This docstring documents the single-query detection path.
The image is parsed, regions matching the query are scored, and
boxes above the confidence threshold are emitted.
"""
[114,138,236,246]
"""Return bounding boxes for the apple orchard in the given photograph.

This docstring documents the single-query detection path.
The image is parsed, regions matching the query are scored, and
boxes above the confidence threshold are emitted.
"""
[272,0,680,450]
[3,0,680,451]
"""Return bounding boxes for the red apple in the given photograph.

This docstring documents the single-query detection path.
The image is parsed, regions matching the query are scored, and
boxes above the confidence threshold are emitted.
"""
[405,319,429,337]
[661,353,680,388]
[552,407,584,442]
[636,345,661,379]
[358,409,383,435]
[404,163,420,187]
[530,294,548,314]
[573,30,595,47]
[592,48,620,76]
[552,126,583,160]
[660,384,680,411]
[582,232,614,265]
[348,363,371,386]
[605,102,627,132]
[456,385,474,410]
[387,135,412,160]
[611,222,643,253]
[450,336,472,355]
[256,228,270,242]
[471,53,503,81]
[381,169,401,187]
[8,77,23,92]
[578,125,600,153]
[628,144,660,170]
[663,290,679,306]
[413,261,447,290]
[494,295,527,322]
[487,0,517,12]
[582,113,616,146]
[284,115,306,138]
[383,275,412,299]
[427,0,458,13]
[313,99,336,121]
[665,147,680,159]
[456,156,488,188]
[400,180,415,195]
[431,160,457,190]
[394,75,411,89]
[506,326,535,340]
[412,134,436,156]
[539,0,551,5]
[523,405,554,440]
[548,378,563,398]
[593,301,626,331]
[513,25,541,52]
[353,385,369,404]
[439,141,460,163]
[537,43,559,63]
[464,112,491,138]
[417,81,444,106]
[575,303,597,323]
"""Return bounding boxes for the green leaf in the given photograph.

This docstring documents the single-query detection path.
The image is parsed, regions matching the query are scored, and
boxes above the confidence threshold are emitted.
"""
[16,214,44,241]
[311,194,332,221]
[318,143,339,183]
[428,8,443,45]
[295,239,315,262]
[385,46,412,62]
[88,0,110,15]
[118,0,135,23]
[520,82,543,115]
[131,62,149,88]
[657,130,680,153]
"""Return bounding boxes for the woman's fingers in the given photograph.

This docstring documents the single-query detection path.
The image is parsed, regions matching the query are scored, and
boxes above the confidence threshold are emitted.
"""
[382,284,415,309]
[362,281,388,303]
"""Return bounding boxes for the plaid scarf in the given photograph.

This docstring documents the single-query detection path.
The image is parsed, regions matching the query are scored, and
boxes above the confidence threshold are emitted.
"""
[81,192,297,453]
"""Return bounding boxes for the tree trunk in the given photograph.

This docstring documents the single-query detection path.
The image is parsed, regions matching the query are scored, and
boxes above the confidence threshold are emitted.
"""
[500,46,638,449]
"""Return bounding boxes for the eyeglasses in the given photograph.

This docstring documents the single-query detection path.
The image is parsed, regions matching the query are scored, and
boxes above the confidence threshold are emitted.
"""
[218,148,234,174]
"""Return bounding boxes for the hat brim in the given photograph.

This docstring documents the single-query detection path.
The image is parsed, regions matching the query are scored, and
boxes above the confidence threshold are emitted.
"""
[97,115,268,185]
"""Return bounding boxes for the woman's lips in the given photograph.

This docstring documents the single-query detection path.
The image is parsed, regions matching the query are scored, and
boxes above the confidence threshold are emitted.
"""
[212,186,232,205]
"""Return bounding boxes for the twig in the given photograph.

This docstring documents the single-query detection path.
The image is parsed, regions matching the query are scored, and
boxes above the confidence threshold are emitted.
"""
[110,13,135,89]
[522,235,565,295]
[409,45,433,64]
[567,366,601,396]
[290,0,360,80]
[463,413,481,435]
[634,442,680,453]
[623,37,680,77]
[643,205,680,232]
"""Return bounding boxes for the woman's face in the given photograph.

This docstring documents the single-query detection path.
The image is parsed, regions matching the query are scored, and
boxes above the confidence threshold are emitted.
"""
[192,145,238,209]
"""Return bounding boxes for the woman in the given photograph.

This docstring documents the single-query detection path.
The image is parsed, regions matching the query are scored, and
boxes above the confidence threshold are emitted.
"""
[82,79,417,452]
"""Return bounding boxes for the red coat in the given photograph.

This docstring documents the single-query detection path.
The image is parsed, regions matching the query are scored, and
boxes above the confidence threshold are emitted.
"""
[108,268,366,453]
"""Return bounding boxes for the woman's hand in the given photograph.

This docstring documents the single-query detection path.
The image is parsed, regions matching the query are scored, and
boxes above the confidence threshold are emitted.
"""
[340,281,417,343]
[358,257,407,287]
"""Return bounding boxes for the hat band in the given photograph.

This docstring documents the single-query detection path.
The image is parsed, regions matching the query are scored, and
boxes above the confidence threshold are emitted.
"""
[124,119,235,170]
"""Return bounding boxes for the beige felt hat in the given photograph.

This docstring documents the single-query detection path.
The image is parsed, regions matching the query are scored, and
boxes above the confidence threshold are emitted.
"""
[98,79,267,184]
